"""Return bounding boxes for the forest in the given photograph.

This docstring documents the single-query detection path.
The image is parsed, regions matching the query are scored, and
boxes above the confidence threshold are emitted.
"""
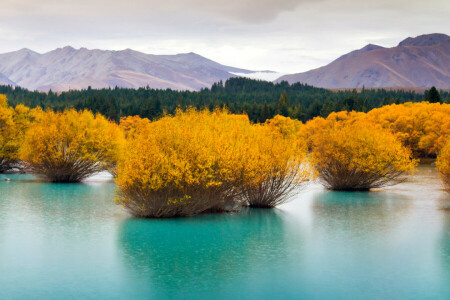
[1,78,448,123]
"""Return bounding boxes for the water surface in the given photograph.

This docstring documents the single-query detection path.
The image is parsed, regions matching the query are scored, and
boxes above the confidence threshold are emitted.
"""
[0,165,449,299]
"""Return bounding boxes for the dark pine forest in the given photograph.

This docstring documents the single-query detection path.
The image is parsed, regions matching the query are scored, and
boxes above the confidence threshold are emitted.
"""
[1,78,448,123]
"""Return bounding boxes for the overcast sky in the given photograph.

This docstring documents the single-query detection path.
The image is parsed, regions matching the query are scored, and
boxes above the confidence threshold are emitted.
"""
[0,0,448,73]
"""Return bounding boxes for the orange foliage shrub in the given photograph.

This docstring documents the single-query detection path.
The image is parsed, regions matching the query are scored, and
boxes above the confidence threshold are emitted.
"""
[437,140,450,190]
[240,116,310,208]
[116,109,253,217]
[302,103,450,159]
[0,95,40,172]
[115,110,310,217]
[365,102,450,158]
[310,121,416,190]
[119,115,151,139]
[20,109,125,182]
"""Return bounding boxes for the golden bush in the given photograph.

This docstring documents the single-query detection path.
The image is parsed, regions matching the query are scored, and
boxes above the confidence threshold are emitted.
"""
[20,109,125,182]
[116,110,311,217]
[365,102,450,158]
[240,117,310,208]
[299,111,365,151]
[0,96,39,172]
[301,103,450,160]
[310,121,416,190]
[116,109,253,217]
[119,115,151,139]
[264,115,302,138]
[0,95,15,171]
[436,140,450,190]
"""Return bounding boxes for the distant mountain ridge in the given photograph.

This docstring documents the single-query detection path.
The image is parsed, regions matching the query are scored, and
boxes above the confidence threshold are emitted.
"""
[0,47,271,91]
[277,33,450,89]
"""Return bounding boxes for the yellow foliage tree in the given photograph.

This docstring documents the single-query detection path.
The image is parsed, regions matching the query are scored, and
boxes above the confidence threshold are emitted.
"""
[310,121,417,190]
[365,102,450,158]
[264,115,302,138]
[0,95,40,172]
[119,115,151,139]
[301,103,450,160]
[436,140,450,190]
[0,95,15,171]
[299,110,365,151]
[239,120,310,208]
[116,109,311,217]
[116,109,254,217]
[20,109,125,182]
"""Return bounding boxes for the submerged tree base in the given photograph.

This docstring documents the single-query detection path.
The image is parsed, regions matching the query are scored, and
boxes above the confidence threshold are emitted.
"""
[247,204,276,209]
[317,162,410,191]
[24,160,104,183]
[116,185,243,218]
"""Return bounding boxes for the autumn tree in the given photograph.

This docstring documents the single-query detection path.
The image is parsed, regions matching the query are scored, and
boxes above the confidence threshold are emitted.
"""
[0,95,39,172]
[239,116,310,208]
[20,109,125,182]
[436,140,450,190]
[115,110,312,217]
[119,115,151,139]
[365,102,450,158]
[310,121,416,190]
[116,109,254,218]
[0,95,15,172]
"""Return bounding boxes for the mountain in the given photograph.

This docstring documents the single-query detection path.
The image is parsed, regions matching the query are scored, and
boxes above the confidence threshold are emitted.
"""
[0,73,15,86]
[398,33,450,47]
[0,47,270,91]
[277,33,450,89]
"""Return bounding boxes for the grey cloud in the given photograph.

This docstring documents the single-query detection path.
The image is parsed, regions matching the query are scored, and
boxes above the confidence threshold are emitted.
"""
[0,0,448,73]
[0,0,314,23]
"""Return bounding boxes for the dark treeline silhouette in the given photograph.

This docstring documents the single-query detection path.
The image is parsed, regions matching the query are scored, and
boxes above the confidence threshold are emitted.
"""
[1,78,448,123]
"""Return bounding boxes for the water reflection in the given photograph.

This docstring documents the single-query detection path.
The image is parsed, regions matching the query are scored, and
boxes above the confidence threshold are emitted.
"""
[439,212,450,285]
[1,174,120,224]
[311,190,411,237]
[1,167,450,299]
[303,189,450,299]
[118,208,296,298]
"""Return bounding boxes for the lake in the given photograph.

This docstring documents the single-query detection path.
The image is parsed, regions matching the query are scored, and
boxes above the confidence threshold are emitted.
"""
[0,165,449,299]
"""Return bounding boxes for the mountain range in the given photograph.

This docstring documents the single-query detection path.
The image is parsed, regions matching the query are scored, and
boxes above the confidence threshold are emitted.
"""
[277,33,450,89]
[0,33,448,91]
[0,47,273,91]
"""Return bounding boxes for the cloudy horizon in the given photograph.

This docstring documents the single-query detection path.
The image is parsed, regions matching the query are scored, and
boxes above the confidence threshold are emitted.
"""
[0,0,448,73]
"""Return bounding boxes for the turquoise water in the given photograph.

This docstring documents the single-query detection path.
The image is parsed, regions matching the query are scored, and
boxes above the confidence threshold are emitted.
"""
[0,166,449,300]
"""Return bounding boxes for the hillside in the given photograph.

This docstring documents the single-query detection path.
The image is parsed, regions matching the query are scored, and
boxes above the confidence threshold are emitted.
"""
[277,33,450,89]
[0,47,269,91]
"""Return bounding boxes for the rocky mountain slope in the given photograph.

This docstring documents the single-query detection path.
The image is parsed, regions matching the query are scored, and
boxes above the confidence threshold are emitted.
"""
[277,33,450,89]
[0,47,266,91]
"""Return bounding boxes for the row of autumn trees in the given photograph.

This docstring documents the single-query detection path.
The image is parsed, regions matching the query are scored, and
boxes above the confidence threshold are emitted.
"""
[1,94,450,218]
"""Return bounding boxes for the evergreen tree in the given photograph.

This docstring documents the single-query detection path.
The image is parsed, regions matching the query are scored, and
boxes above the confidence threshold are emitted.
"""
[277,91,290,117]
[307,100,323,119]
[426,86,441,103]
[320,99,334,117]
[259,102,271,123]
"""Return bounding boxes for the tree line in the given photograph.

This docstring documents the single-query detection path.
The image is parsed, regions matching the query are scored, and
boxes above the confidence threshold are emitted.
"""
[0,78,448,123]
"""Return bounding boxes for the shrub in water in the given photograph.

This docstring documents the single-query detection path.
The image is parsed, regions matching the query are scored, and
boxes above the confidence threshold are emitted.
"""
[310,121,416,190]
[365,102,450,158]
[116,109,254,218]
[0,95,38,172]
[437,140,450,190]
[240,116,310,208]
[20,109,124,182]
